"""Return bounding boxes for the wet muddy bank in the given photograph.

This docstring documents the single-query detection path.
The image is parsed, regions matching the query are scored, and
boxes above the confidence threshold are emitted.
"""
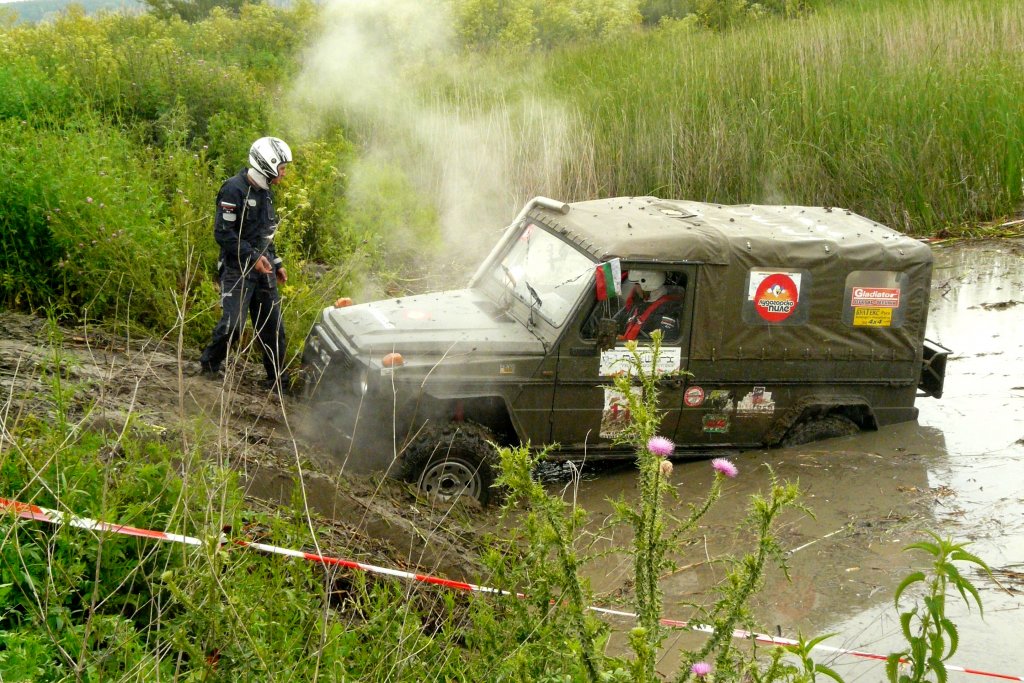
[0,313,487,582]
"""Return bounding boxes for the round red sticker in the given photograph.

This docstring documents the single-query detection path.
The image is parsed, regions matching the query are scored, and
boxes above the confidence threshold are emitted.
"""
[753,273,799,323]
[684,386,705,407]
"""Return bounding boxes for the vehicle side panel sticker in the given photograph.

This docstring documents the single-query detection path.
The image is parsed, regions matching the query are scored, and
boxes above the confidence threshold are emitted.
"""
[600,346,681,377]
[702,414,730,433]
[684,386,705,407]
[600,387,637,439]
[736,386,775,417]
[752,273,800,322]
[705,390,734,411]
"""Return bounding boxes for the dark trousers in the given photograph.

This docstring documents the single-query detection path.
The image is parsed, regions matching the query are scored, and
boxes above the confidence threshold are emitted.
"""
[200,268,287,381]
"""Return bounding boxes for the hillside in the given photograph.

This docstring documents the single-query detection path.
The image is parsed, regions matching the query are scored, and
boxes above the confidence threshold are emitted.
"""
[1,0,143,23]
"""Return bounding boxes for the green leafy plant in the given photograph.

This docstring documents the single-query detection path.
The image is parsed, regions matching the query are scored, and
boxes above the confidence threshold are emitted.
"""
[493,442,606,682]
[775,633,845,683]
[886,533,990,683]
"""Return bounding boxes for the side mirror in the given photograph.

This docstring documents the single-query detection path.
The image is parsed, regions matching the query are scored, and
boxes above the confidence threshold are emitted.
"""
[595,318,618,351]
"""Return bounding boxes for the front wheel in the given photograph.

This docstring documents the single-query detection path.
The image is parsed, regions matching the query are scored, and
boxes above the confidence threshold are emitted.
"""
[400,423,499,505]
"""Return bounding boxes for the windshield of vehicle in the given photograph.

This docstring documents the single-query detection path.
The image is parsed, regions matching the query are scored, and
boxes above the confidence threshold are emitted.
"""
[488,222,595,327]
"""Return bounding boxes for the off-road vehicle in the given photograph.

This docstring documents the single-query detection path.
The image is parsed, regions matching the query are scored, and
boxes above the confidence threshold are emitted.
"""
[302,196,948,503]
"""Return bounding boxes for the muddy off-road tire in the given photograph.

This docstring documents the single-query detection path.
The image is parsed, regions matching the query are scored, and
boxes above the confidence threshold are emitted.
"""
[782,414,860,447]
[401,423,500,505]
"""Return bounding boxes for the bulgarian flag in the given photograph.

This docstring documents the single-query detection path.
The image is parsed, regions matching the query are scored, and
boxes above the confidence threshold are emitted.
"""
[595,258,622,301]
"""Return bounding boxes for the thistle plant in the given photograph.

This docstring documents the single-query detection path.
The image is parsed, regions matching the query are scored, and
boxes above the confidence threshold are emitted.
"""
[607,334,681,681]
[675,471,802,681]
[488,347,991,683]
[608,334,749,682]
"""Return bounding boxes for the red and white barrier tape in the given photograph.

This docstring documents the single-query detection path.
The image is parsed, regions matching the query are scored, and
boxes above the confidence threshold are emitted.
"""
[2,496,1020,681]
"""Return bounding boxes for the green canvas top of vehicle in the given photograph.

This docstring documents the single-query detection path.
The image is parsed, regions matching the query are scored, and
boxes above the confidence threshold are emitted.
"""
[488,196,934,361]
[535,196,929,269]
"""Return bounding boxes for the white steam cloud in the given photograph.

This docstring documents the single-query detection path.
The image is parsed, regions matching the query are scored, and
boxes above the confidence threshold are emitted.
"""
[290,0,574,280]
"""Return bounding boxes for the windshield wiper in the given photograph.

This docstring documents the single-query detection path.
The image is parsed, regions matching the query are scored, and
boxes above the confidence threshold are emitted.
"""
[501,263,543,308]
[525,281,543,308]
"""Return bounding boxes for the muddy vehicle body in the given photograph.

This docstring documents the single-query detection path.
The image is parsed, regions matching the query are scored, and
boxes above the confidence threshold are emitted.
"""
[302,196,948,502]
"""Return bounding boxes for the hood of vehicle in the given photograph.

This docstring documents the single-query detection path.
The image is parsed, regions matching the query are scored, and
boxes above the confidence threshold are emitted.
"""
[320,288,546,356]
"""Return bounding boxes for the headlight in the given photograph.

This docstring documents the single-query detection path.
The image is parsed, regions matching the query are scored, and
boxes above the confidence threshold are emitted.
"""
[381,352,404,376]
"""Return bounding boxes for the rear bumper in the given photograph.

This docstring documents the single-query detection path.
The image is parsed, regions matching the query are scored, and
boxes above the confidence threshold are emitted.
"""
[919,338,951,399]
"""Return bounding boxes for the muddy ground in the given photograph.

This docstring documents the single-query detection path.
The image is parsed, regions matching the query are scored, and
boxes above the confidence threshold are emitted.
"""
[1,238,1021,679]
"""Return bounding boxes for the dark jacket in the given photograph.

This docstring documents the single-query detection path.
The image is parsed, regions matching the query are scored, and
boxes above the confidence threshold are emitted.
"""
[214,169,282,275]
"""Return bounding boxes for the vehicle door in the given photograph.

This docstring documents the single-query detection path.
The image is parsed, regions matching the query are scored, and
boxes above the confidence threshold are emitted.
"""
[550,265,697,454]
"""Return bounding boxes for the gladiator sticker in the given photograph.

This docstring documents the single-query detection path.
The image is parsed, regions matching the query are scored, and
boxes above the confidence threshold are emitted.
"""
[702,414,730,434]
[684,386,705,407]
[601,387,638,438]
[498,363,514,376]
[600,347,681,377]
[851,287,900,308]
[750,272,800,323]
[736,386,775,417]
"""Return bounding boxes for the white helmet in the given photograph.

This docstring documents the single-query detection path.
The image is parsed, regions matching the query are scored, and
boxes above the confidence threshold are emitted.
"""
[628,269,666,293]
[249,136,292,179]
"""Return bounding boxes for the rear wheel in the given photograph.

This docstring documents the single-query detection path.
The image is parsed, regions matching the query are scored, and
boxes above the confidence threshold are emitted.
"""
[401,423,499,505]
[781,414,859,447]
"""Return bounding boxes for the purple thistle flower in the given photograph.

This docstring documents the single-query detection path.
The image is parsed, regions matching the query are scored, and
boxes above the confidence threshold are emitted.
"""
[691,661,712,677]
[711,458,738,478]
[647,436,674,457]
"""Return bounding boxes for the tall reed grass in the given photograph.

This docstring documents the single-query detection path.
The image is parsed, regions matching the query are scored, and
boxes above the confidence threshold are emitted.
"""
[542,0,1023,233]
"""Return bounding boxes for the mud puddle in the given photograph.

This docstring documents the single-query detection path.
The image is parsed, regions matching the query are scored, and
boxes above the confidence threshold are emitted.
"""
[559,239,1024,678]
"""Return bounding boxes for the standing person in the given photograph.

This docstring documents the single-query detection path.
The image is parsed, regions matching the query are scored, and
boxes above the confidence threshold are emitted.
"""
[199,136,292,391]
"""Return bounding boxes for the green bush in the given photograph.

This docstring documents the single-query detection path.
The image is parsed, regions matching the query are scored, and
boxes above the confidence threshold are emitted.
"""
[0,3,369,353]
[2,9,271,154]
[0,117,181,329]
[0,59,74,120]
